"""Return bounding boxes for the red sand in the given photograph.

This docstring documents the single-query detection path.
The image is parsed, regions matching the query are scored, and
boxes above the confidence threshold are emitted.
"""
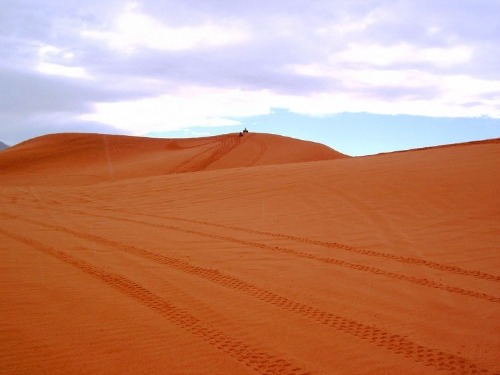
[0,132,499,374]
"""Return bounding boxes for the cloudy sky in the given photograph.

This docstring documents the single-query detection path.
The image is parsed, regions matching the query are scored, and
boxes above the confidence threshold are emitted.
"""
[1,0,499,155]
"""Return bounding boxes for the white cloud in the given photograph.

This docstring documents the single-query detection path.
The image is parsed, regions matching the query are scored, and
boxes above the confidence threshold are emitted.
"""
[36,44,91,79]
[276,90,500,119]
[315,9,383,35]
[81,4,250,53]
[333,43,472,67]
[36,62,89,79]
[80,86,274,133]
[290,61,500,117]
[80,74,500,136]
[292,64,437,92]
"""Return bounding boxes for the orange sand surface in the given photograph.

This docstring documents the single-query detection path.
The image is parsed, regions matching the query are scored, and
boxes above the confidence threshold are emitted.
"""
[0,132,499,374]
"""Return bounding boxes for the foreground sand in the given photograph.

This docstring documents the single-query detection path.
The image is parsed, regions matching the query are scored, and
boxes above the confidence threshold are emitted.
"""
[0,133,499,374]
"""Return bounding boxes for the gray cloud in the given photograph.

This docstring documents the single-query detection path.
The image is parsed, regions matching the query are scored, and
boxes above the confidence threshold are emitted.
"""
[1,69,94,114]
[0,113,121,146]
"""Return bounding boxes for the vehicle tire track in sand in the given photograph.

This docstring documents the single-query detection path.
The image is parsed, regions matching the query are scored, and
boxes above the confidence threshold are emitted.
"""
[191,135,241,171]
[13,194,497,283]
[36,208,498,304]
[0,213,495,374]
[0,227,311,375]
[247,137,267,167]
[170,143,219,174]
[172,135,241,174]
[120,210,500,283]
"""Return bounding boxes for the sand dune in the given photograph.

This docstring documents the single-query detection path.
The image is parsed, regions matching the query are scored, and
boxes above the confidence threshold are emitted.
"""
[0,132,346,185]
[0,133,499,374]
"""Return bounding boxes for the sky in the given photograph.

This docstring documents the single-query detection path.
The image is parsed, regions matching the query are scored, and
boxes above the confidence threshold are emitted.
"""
[1,0,499,155]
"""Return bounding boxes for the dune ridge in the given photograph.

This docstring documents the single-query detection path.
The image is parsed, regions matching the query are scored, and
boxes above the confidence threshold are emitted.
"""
[375,137,500,156]
[0,132,499,374]
[0,132,346,185]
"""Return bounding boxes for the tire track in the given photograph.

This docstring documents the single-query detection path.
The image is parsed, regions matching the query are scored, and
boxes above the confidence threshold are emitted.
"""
[118,209,499,283]
[22,181,482,283]
[170,135,240,174]
[170,142,219,174]
[0,227,311,375]
[25,208,497,304]
[194,135,240,170]
[0,218,493,375]
[247,137,267,167]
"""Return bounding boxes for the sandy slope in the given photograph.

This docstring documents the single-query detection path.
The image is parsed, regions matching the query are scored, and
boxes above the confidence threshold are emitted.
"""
[0,133,499,374]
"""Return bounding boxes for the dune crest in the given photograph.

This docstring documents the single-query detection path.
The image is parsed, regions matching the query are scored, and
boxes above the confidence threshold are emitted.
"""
[0,132,346,185]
